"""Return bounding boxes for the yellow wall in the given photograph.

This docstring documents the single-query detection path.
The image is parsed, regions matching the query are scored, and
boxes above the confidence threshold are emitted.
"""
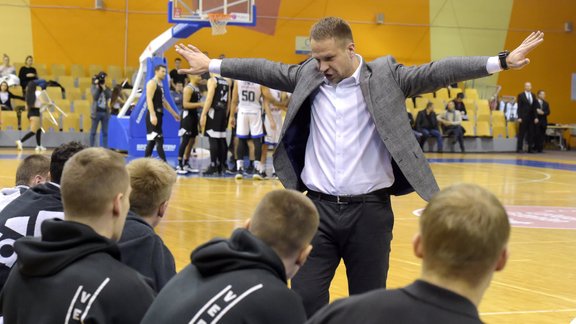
[498,0,576,124]
[0,0,34,65]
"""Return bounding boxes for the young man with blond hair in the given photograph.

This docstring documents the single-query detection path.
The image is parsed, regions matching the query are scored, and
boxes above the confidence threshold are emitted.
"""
[0,148,155,323]
[119,158,177,290]
[307,183,510,324]
[0,154,50,212]
[142,189,319,324]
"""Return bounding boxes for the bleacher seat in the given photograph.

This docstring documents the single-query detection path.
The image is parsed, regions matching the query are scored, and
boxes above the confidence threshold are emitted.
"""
[78,77,93,92]
[9,86,23,98]
[507,122,517,138]
[461,120,475,137]
[430,98,445,110]
[476,121,491,137]
[1,111,19,130]
[477,113,490,123]
[74,100,91,118]
[476,99,490,116]
[62,113,81,132]
[53,99,72,113]
[449,87,462,99]
[42,113,60,133]
[435,88,450,100]
[415,97,428,110]
[421,93,434,100]
[107,65,123,83]
[88,64,104,77]
[58,76,75,91]
[46,87,64,100]
[405,98,415,110]
[51,64,67,78]
[125,66,137,79]
[492,126,507,138]
[463,98,476,111]
[70,64,85,79]
[35,64,48,77]
[66,88,83,101]
[464,88,479,100]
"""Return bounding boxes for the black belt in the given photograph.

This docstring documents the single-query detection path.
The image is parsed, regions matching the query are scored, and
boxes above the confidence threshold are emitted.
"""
[306,188,390,204]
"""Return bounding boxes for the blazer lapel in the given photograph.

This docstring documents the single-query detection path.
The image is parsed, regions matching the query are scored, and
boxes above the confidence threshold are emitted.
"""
[281,72,324,134]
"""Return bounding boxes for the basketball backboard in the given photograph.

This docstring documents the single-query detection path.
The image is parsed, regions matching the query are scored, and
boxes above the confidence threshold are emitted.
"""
[168,0,256,26]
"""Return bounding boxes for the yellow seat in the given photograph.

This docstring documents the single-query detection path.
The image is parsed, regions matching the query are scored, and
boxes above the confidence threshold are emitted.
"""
[74,100,91,117]
[420,92,434,100]
[430,98,445,111]
[466,113,476,124]
[62,113,81,132]
[41,113,60,133]
[476,99,490,116]
[415,97,429,110]
[464,88,479,100]
[78,77,93,93]
[66,88,83,101]
[492,125,507,138]
[1,111,19,130]
[461,120,475,137]
[405,98,415,110]
[50,64,67,78]
[46,87,64,100]
[492,111,506,127]
[58,76,75,91]
[476,121,491,137]
[9,86,23,98]
[449,87,462,99]
[435,88,450,100]
[35,64,48,78]
[477,113,490,123]
[507,122,517,138]
[70,64,85,79]
[53,99,72,113]
[124,66,137,79]
[107,65,123,83]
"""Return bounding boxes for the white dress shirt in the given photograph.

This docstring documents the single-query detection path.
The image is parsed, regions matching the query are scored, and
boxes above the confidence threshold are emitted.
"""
[209,56,503,195]
[525,91,533,104]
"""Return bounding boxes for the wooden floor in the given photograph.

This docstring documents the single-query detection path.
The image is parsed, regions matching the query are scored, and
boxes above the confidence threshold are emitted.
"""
[1,149,575,323]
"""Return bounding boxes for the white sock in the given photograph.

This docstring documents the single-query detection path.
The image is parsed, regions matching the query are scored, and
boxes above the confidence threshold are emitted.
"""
[254,161,262,172]
[236,160,243,170]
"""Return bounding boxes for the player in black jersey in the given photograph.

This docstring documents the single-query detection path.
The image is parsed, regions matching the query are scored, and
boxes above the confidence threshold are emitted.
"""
[176,75,203,174]
[145,65,180,161]
[200,74,231,175]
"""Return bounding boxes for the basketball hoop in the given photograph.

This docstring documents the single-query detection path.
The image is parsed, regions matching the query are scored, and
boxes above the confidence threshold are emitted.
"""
[207,13,233,35]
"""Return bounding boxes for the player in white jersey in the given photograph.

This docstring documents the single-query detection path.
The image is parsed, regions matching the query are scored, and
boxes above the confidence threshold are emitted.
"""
[262,89,289,178]
[229,81,275,180]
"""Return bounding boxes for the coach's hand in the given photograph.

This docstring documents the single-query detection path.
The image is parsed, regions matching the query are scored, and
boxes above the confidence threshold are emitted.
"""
[175,44,211,75]
[506,31,544,70]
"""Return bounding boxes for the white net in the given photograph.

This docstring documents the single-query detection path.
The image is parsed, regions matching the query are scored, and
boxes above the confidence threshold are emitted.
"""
[208,14,232,35]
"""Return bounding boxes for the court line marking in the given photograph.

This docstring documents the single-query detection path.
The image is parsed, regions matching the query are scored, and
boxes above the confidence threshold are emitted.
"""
[163,219,244,223]
[481,308,576,316]
[491,281,576,304]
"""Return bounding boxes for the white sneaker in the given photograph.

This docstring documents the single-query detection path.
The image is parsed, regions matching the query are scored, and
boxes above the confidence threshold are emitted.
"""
[176,166,189,175]
[35,146,46,152]
[16,140,23,151]
[184,163,199,173]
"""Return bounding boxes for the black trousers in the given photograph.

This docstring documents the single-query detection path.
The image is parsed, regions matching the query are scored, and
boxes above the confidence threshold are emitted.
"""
[534,123,547,152]
[517,119,535,151]
[291,190,394,317]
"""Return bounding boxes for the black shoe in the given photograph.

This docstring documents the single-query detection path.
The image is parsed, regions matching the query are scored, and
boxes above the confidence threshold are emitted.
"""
[437,149,443,153]
[203,165,219,176]
[253,171,266,180]
[246,165,255,175]
[235,168,244,180]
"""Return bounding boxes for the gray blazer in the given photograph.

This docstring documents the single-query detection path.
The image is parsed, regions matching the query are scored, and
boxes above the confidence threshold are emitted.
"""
[221,56,491,201]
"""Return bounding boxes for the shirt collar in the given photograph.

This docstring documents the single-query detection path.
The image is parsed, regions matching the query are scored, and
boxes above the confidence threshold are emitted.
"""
[404,280,480,320]
[323,54,363,86]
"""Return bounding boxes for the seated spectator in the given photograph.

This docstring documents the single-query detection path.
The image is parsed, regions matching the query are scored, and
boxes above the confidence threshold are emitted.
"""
[453,92,468,120]
[0,148,155,323]
[0,54,16,77]
[0,154,50,212]
[18,55,38,95]
[307,184,510,324]
[416,102,443,153]
[0,141,85,290]
[141,189,319,324]
[408,111,422,140]
[438,101,465,152]
[0,81,25,111]
[118,158,177,291]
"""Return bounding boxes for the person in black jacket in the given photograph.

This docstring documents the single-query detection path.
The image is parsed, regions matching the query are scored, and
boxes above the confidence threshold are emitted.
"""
[119,158,177,291]
[18,55,38,95]
[415,102,443,152]
[0,147,155,323]
[142,189,319,324]
[516,82,540,153]
[534,89,550,153]
[0,141,85,291]
[307,184,510,324]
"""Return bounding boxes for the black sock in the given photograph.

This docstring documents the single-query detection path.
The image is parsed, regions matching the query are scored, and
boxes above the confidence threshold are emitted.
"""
[20,131,35,143]
[36,131,42,146]
[178,158,183,168]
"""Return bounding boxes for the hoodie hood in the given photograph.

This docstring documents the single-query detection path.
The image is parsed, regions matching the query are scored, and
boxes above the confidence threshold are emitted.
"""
[14,219,120,277]
[191,228,287,283]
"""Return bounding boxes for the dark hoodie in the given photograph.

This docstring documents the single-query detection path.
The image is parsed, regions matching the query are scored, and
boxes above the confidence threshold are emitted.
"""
[0,219,155,324]
[0,182,64,291]
[141,228,307,324]
[118,210,176,291]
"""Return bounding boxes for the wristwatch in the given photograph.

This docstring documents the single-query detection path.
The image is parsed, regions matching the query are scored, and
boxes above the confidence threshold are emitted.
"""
[498,51,510,70]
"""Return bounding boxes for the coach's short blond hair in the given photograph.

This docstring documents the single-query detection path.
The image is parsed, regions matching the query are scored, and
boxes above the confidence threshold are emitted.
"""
[250,190,319,259]
[420,184,510,284]
[126,158,177,217]
[61,148,129,219]
[310,17,354,44]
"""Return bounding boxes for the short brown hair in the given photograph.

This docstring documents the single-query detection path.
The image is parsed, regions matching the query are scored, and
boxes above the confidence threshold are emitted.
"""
[50,141,86,184]
[420,184,510,284]
[15,155,50,186]
[126,158,177,217]
[310,17,354,44]
[61,148,129,219]
[250,190,319,258]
